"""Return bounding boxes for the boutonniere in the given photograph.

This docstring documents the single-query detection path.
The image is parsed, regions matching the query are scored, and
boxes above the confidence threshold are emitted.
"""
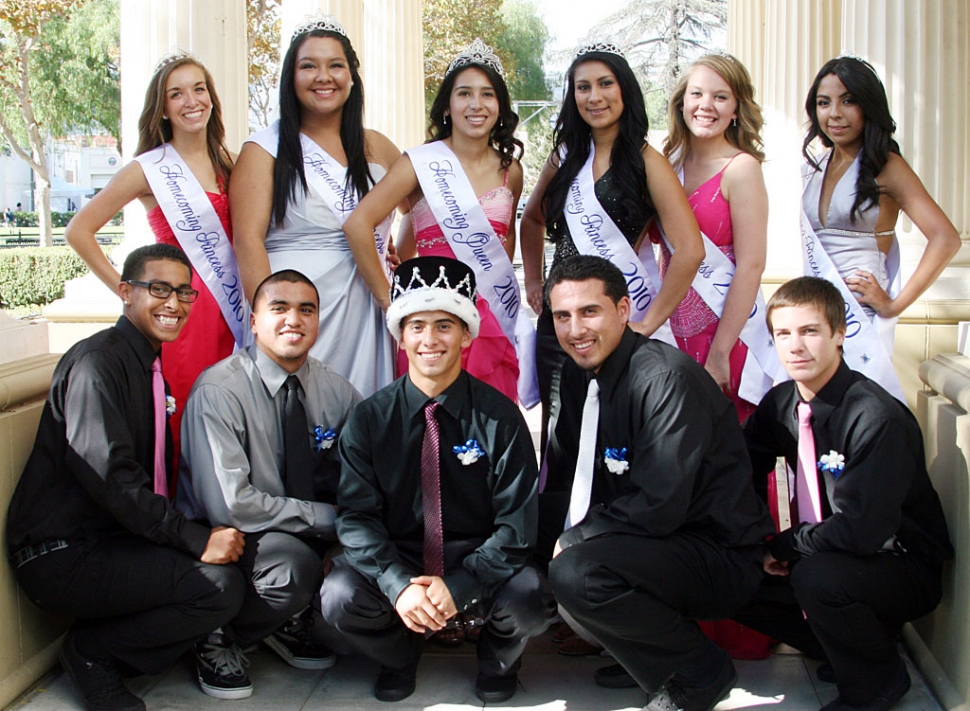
[165,395,177,416]
[314,426,337,451]
[818,450,845,478]
[604,447,629,474]
[453,439,485,465]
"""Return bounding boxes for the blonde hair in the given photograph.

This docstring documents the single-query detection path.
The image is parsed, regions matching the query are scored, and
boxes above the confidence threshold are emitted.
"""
[664,53,764,169]
[135,56,233,182]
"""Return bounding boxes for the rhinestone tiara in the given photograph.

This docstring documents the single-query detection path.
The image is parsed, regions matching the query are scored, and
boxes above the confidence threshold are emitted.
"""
[152,49,201,76]
[446,38,504,78]
[574,40,625,59]
[291,12,347,43]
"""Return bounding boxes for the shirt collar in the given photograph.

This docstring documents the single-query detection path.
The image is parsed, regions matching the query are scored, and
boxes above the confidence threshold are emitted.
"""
[594,327,639,401]
[796,359,853,426]
[404,371,470,421]
[115,315,159,371]
[248,344,310,397]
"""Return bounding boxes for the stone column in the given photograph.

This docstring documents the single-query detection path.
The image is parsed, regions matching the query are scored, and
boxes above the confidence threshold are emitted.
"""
[728,0,842,281]
[362,0,425,150]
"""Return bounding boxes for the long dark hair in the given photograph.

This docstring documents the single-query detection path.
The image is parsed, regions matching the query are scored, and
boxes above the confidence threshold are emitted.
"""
[136,56,233,182]
[803,56,900,222]
[273,29,373,227]
[543,51,652,233]
[427,62,523,170]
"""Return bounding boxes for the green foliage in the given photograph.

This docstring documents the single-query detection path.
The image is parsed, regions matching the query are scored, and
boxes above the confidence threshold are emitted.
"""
[0,245,110,307]
[496,0,550,101]
[6,210,121,227]
[247,0,280,131]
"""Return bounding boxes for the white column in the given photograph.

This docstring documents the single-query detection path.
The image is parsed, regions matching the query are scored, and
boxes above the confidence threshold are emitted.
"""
[361,0,425,151]
[120,0,248,247]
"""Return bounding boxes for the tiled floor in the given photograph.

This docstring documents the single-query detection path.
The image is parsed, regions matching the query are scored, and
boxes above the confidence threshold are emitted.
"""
[8,634,943,711]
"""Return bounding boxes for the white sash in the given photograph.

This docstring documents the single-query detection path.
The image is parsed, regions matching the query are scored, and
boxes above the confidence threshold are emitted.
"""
[408,142,539,407]
[800,210,905,401]
[245,123,392,279]
[562,143,676,346]
[665,162,784,402]
[135,144,248,347]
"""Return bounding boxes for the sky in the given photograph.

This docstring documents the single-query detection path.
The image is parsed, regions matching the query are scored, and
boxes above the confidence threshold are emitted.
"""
[535,0,629,53]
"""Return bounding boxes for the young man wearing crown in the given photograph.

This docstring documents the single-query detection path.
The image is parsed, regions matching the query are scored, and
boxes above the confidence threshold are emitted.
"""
[320,256,555,704]
[734,277,952,711]
[177,269,361,700]
[544,255,774,711]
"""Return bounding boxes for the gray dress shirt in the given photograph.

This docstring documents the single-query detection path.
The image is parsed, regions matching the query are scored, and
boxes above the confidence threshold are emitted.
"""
[178,345,361,535]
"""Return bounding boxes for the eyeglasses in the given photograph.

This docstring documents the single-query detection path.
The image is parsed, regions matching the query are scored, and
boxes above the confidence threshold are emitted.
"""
[126,280,199,303]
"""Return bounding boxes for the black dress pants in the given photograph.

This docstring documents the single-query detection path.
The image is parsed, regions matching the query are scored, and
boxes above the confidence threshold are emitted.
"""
[733,551,943,705]
[320,556,556,677]
[15,533,245,675]
[549,533,763,693]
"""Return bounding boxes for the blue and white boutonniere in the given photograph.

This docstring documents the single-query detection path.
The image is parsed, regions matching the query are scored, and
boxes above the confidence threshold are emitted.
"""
[604,447,629,474]
[818,450,845,478]
[453,439,485,466]
[165,395,177,416]
[314,426,338,451]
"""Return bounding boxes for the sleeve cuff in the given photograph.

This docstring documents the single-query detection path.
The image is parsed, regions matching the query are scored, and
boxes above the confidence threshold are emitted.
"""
[442,568,483,612]
[379,564,418,606]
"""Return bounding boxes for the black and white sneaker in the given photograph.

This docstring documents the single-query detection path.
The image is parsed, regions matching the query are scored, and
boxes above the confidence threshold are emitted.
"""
[194,632,253,700]
[59,632,146,711]
[264,614,336,670]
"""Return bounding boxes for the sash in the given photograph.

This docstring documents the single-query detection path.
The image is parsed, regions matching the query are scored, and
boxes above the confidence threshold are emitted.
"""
[408,142,540,407]
[245,122,392,279]
[800,210,905,401]
[135,144,248,347]
[664,161,785,402]
[562,143,676,346]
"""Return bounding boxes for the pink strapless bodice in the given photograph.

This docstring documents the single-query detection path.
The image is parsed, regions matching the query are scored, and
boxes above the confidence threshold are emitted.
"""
[411,186,512,250]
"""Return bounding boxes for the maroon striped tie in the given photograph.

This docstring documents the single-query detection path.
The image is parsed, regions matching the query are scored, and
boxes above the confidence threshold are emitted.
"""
[421,401,444,576]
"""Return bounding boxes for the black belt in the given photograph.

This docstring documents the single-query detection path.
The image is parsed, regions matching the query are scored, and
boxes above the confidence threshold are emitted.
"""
[13,539,69,568]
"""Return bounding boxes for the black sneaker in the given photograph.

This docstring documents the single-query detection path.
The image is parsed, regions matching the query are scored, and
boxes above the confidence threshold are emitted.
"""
[475,672,518,703]
[374,664,417,702]
[58,632,145,711]
[264,615,337,670]
[194,632,253,700]
[668,653,737,711]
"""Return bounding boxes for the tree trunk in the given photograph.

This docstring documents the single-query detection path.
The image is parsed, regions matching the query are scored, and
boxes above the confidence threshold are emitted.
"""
[35,173,52,248]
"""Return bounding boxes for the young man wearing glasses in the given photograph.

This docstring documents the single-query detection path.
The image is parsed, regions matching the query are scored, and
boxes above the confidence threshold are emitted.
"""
[7,244,246,711]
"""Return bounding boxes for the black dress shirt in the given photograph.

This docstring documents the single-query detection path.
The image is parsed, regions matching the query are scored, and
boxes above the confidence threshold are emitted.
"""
[7,317,211,558]
[555,329,774,550]
[744,360,953,566]
[336,372,538,610]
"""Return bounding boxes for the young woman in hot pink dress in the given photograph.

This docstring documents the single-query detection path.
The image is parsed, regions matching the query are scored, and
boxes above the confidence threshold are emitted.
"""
[343,39,524,403]
[65,53,237,481]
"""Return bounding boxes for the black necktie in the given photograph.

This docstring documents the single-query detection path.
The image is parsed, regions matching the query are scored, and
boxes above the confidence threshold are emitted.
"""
[283,375,314,501]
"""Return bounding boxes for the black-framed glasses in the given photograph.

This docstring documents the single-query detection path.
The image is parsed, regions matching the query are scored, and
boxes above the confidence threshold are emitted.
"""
[126,280,199,303]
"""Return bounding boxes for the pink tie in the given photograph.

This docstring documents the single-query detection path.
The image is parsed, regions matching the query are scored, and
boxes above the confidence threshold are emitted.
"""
[421,401,444,577]
[796,402,821,524]
[151,358,169,498]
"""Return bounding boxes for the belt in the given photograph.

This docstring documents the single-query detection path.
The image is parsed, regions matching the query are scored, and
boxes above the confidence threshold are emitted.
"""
[13,539,69,568]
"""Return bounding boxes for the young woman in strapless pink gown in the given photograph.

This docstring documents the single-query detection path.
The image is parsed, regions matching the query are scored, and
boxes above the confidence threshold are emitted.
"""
[65,53,236,480]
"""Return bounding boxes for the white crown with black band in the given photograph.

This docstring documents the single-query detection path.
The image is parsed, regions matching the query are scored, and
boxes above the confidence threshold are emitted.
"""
[387,257,480,340]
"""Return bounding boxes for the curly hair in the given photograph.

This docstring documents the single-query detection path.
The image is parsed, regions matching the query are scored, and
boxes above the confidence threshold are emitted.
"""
[136,55,233,182]
[427,62,523,170]
[664,53,764,168]
[273,29,374,227]
[542,52,652,234]
[803,56,900,222]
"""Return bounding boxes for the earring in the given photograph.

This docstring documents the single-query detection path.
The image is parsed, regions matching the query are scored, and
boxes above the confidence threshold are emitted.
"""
[162,115,169,120]
[443,113,449,125]
[732,117,737,127]
[499,117,504,128]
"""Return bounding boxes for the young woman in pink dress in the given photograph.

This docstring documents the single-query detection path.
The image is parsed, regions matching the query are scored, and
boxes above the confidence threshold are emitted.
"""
[65,53,237,482]
[655,53,768,422]
[344,39,524,402]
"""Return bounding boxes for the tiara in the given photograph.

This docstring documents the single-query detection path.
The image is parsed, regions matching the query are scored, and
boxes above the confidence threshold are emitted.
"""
[837,52,869,63]
[574,40,625,59]
[291,12,347,42]
[446,38,504,78]
[152,49,201,76]
[705,48,738,63]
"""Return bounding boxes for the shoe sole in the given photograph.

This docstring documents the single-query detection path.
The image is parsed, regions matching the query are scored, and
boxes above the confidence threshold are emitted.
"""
[374,683,416,702]
[476,688,516,703]
[198,677,253,700]
[263,636,336,670]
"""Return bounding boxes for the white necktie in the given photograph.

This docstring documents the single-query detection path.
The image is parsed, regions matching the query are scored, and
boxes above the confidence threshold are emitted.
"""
[566,379,600,529]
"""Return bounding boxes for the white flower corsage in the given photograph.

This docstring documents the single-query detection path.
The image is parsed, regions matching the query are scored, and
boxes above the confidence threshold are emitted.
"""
[818,450,845,478]
[165,395,177,416]
[453,439,485,465]
[604,447,629,474]
[314,426,337,451]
